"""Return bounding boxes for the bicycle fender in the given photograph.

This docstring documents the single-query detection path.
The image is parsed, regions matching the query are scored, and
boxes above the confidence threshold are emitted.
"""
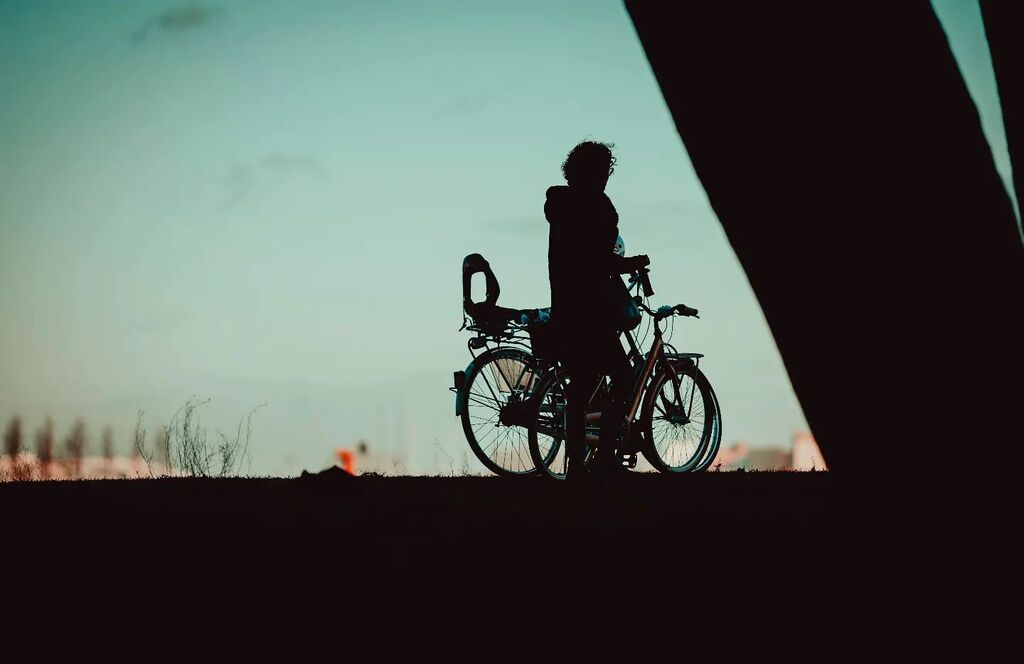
[661,353,701,373]
[454,352,493,418]
[455,371,468,417]
[453,370,466,416]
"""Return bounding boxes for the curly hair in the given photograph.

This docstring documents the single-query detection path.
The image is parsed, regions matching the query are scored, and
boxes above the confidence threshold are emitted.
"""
[561,140,616,185]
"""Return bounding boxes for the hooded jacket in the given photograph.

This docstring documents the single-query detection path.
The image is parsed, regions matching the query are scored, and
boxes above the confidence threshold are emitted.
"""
[545,185,630,340]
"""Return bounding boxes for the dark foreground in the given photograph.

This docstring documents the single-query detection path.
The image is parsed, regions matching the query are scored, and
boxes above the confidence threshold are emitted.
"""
[4,471,847,578]
[5,471,983,641]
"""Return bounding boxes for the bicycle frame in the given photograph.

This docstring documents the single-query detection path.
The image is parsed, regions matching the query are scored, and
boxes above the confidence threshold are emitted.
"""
[623,325,664,431]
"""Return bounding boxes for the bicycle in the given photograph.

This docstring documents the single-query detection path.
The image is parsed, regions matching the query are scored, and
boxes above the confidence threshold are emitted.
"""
[527,267,722,479]
[451,254,555,476]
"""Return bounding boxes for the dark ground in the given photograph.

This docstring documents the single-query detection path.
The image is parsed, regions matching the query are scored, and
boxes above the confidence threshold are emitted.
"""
[6,471,986,649]
[5,471,848,579]
[6,470,971,626]
[4,469,833,529]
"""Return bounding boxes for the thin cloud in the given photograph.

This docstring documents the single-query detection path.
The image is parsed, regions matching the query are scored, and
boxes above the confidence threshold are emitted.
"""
[221,164,254,209]
[483,216,545,235]
[433,93,492,118]
[220,154,327,208]
[262,154,327,178]
[131,3,221,43]
[127,308,193,335]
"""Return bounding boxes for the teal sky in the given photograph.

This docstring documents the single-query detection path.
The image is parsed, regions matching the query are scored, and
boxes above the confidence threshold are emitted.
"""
[0,1,1013,474]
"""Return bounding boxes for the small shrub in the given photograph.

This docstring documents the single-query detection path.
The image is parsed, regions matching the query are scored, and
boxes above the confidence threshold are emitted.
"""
[63,419,88,476]
[135,401,261,478]
[4,416,22,459]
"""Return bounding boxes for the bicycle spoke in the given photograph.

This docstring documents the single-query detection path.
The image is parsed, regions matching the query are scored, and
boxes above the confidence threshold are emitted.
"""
[648,373,707,470]
[466,393,502,412]
[471,413,499,434]
[476,365,506,404]
[509,431,529,470]
[467,385,502,406]
[496,428,511,469]
[479,427,505,453]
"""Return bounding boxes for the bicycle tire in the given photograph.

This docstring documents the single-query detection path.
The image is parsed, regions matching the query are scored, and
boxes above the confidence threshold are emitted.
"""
[526,371,593,480]
[691,375,723,472]
[640,364,719,473]
[460,347,544,476]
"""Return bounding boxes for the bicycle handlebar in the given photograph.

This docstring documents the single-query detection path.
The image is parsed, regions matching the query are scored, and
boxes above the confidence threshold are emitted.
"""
[637,299,699,320]
[637,268,654,298]
[674,304,699,318]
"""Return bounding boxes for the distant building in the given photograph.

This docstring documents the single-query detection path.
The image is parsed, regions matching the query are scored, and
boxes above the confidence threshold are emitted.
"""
[710,432,828,471]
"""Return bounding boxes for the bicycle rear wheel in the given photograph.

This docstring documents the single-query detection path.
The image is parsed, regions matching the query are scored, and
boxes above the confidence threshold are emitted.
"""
[460,347,544,476]
[640,364,719,473]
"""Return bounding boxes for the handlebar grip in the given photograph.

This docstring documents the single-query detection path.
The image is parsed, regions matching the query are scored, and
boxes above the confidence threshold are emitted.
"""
[639,268,654,298]
[674,304,699,317]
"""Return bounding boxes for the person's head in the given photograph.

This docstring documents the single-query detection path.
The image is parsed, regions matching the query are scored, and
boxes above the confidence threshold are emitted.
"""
[561,141,616,191]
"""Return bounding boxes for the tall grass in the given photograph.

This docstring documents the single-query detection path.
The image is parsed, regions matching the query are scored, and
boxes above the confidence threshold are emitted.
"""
[1,399,261,481]
[135,400,261,478]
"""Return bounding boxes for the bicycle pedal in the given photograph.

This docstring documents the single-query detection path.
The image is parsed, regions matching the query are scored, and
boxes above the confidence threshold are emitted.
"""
[618,451,638,469]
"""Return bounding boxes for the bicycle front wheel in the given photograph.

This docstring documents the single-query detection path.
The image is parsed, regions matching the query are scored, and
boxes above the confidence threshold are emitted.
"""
[691,376,723,472]
[460,347,544,476]
[640,365,719,473]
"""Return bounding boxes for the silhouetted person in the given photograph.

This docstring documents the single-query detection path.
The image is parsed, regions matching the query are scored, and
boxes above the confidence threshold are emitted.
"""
[546,141,649,480]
